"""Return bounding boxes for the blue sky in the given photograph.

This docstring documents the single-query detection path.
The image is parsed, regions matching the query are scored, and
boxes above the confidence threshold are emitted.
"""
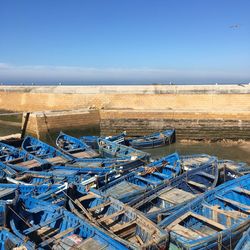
[0,0,249,84]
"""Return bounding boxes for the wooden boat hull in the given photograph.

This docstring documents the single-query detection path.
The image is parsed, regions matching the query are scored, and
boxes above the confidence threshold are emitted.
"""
[129,129,176,149]
[56,132,100,160]
[159,174,250,250]
[128,160,218,223]
[98,153,181,203]
[0,142,48,172]
[0,227,33,250]
[22,135,73,165]
[98,138,150,161]
[67,186,169,249]
[80,131,126,149]
[5,197,127,250]
[180,154,217,171]
[235,226,250,250]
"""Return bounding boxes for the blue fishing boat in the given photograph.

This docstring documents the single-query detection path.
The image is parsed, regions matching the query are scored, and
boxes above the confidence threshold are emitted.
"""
[0,183,68,206]
[80,131,126,149]
[56,132,100,160]
[6,197,127,249]
[4,169,82,185]
[235,226,250,250]
[0,142,48,172]
[98,138,150,161]
[180,154,217,171]
[67,186,169,249]
[22,135,73,165]
[128,160,218,223]
[159,173,250,249]
[52,156,143,175]
[98,153,180,203]
[218,160,250,174]
[218,160,250,183]
[0,162,17,178]
[0,227,33,250]
[128,129,176,149]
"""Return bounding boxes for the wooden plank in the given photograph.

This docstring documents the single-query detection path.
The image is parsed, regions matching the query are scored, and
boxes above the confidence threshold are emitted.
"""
[190,212,226,230]
[187,180,207,189]
[72,152,93,158]
[88,201,112,212]
[159,188,196,205]
[98,210,124,223]
[171,224,203,239]
[78,193,96,202]
[74,200,95,222]
[136,235,144,245]
[198,171,215,180]
[216,195,250,210]
[5,157,24,163]
[54,227,75,239]
[47,156,67,163]
[167,211,193,230]
[203,204,248,219]
[112,220,136,233]
[116,226,135,239]
[234,187,250,196]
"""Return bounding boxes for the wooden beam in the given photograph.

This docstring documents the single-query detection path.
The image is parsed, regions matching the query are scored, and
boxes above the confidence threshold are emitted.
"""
[98,210,124,223]
[171,224,203,239]
[88,201,112,212]
[190,212,226,230]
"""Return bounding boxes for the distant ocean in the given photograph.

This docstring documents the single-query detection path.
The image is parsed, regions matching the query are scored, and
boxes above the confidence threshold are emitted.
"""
[0,82,245,86]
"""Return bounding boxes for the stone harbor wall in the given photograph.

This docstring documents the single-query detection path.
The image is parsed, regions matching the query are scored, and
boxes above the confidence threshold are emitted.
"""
[0,85,249,140]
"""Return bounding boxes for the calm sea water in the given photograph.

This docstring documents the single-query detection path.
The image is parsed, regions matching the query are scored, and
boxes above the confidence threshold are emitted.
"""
[0,119,249,165]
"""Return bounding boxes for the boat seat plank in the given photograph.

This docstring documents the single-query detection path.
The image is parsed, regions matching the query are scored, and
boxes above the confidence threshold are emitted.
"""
[40,227,75,247]
[36,227,59,240]
[190,212,226,230]
[216,195,250,210]
[197,171,215,180]
[167,211,193,229]
[24,214,64,234]
[112,220,136,233]
[0,155,8,159]
[202,203,247,219]
[5,157,25,163]
[47,156,67,163]
[78,193,96,202]
[171,224,203,239]
[159,188,196,205]
[68,148,84,153]
[187,180,207,189]
[135,176,157,185]
[72,152,93,158]
[151,172,169,179]
[98,210,125,223]
[88,201,112,212]
[0,188,16,198]
[233,187,250,196]
[18,159,41,168]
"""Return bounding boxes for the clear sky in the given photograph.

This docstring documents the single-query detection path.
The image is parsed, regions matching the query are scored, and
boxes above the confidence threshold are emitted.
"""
[0,0,249,84]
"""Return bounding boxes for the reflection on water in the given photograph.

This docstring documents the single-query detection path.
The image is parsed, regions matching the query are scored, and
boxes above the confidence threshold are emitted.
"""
[0,125,21,136]
[0,122,249,165]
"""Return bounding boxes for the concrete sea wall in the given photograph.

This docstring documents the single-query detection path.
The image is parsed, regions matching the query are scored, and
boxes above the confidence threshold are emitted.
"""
[1,85,250,140]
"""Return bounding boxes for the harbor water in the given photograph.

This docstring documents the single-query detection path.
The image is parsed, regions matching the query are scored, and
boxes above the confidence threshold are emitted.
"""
[0,115,249,165]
